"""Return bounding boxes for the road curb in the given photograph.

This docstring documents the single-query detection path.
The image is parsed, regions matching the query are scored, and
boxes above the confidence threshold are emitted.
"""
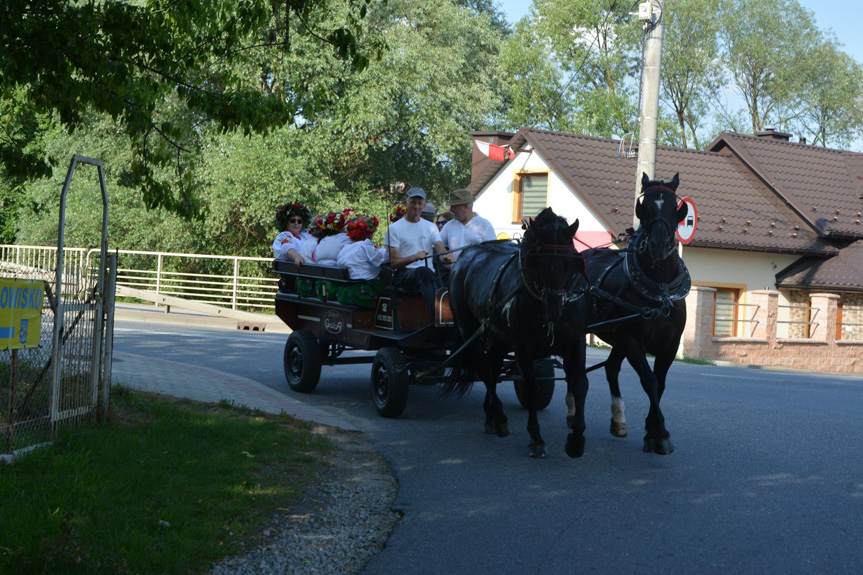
[114,307,292,334]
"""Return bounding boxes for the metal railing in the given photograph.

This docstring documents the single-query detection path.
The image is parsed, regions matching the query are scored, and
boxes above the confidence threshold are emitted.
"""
[2,245,277,313]
[777,303,819,339]
[713,301,760,337]
[837,304,863,341]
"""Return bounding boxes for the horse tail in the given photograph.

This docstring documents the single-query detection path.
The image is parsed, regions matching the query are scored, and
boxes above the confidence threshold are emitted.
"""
[440,326,480,398]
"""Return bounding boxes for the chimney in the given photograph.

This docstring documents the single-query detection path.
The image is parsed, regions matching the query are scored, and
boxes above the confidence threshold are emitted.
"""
[470,131,515,186]
[755,126,792,141]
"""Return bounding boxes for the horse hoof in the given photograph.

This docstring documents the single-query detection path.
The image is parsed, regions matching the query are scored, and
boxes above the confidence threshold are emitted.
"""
[529,444,549,458]
[497,424,510,438]
[565,415,573,428]
[643,438,674,455]
[485,422,495,434]
[610,420,628,438]
[565,433,585,458]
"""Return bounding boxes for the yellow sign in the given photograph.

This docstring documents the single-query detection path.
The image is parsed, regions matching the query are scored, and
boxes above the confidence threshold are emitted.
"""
[0,278,44,349]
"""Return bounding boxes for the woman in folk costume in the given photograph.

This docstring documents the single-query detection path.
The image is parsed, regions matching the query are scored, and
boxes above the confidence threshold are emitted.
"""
[311,209,353,265]
[272,201,313,264]
[335,214,390,307]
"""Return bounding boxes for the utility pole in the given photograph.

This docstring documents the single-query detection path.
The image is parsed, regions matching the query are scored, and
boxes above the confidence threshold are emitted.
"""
[633,0,665,228]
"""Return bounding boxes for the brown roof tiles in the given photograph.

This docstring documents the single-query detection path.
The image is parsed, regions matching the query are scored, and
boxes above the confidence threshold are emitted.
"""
[474,128,840,256]
[776,240,863,293]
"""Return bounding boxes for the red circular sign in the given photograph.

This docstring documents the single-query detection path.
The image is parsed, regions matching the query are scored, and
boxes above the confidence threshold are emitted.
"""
[676,197,698,244]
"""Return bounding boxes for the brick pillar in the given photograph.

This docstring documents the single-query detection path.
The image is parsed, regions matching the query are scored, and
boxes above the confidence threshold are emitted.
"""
[810,293,839,342]
[683,286,716,359]
[748,290,778,340]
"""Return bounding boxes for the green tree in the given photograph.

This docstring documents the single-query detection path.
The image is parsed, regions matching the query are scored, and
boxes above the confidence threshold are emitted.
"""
[1,0,381,216]
[495,20,577,132]
[719,0,820,134]
[660,0,727,148]
[499,0,640,137]
[794,39,863,149]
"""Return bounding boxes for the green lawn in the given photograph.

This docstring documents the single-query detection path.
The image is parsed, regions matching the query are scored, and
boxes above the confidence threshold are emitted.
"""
[0,386,330,574]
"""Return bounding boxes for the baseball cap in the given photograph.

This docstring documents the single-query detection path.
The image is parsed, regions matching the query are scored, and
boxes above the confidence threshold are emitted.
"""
[421,203,435,222]
[406,187,426,199]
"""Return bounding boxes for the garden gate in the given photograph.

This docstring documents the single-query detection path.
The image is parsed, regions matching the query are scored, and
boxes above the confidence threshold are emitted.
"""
[1,155,115,460]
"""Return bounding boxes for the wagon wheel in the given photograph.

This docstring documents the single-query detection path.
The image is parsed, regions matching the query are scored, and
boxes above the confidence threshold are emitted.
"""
[514,363,555,410]
[283,330,322,393]
[371,347,410,418]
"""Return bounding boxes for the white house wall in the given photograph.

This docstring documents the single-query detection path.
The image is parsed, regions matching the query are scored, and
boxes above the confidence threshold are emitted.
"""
[473,152,608,239]
[684,247,798,301]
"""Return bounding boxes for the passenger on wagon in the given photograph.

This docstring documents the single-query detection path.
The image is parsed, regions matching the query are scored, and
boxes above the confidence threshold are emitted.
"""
[437,189,496,285]
[273,201,313,264]
[386,187,446,318]
[439,189,496,260]
[335,214,389,306]
[310,209,352,265]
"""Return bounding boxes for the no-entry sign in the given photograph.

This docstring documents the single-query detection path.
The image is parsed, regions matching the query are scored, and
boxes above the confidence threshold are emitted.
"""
[676,197,698,245]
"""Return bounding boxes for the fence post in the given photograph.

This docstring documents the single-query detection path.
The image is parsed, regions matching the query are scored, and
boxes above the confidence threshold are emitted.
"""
[810,293,839,343]
[232,258,240,310]
[155,253,163,309]
[748,290,778,340]
[683,286,716,359]
[99,252,118,423]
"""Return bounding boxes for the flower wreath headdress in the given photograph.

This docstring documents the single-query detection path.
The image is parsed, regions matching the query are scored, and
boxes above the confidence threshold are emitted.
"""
[275,201,312,231]
[315,208,355,236]
[389,203,407,223]
[346,214,380,241]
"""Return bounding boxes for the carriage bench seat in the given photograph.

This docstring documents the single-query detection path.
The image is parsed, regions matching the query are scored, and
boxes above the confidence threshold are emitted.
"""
[273,259,396,288]
[273,259,353,282]
[272,259,402,307]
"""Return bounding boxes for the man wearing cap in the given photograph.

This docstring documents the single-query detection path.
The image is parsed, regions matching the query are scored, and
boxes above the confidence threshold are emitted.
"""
[420,203,436,223]
[439,188,496,260]
[386,187,446,318]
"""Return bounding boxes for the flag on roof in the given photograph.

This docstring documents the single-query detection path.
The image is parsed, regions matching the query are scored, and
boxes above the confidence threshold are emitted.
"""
[476,140,515,161]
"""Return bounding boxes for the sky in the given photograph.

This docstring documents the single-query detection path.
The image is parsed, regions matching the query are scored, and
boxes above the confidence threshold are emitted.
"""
[495,0,863,64]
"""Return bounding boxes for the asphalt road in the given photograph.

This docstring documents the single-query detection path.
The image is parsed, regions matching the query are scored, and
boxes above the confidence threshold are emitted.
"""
[114,320,863,574]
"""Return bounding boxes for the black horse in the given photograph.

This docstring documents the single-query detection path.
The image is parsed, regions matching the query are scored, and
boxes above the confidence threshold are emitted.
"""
[569,173,690,455]
[448,207,590,458]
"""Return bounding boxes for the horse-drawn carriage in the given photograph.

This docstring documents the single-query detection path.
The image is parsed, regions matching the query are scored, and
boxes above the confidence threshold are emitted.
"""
[273,259,557,418]
[274,173,692,459]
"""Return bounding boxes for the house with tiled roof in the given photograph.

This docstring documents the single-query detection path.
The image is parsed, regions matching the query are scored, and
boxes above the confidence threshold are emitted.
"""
[466,127,863,373]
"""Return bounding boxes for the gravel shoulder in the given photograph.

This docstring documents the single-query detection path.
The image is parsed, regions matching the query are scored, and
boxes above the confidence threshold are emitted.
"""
[210,425,401,575]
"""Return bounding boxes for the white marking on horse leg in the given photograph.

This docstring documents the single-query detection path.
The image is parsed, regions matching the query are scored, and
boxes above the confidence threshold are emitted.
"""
[611,397,626,424]
[610,396,627,437]
[566,391,575,418]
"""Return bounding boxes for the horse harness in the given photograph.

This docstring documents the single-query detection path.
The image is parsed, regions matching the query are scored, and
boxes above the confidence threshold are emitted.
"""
[589,230,691,325]
[482,240,585,342]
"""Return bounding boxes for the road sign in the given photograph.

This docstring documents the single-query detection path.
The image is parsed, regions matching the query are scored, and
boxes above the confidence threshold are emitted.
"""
[0,278,44,349]
[676,197,698,244]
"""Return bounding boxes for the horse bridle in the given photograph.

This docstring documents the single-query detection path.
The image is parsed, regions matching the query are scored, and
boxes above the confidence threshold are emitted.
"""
[636,186,680,262]
[519,242,585,303]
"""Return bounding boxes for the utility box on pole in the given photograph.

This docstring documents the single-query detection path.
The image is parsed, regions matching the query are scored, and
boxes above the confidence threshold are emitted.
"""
[634,0,665,227]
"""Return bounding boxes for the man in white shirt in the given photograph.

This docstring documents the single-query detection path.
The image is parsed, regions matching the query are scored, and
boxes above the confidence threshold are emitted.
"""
[438,188,496,284]
[386,187,446,318]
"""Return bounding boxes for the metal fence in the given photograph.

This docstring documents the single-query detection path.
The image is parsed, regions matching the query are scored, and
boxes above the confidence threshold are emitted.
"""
[0,248,113,457]
[2,245,278,313]
[838,305,863,341]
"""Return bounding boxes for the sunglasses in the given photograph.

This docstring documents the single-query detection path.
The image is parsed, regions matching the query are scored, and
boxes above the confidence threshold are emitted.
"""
[288,218,303,224]
[436,220,446,227]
